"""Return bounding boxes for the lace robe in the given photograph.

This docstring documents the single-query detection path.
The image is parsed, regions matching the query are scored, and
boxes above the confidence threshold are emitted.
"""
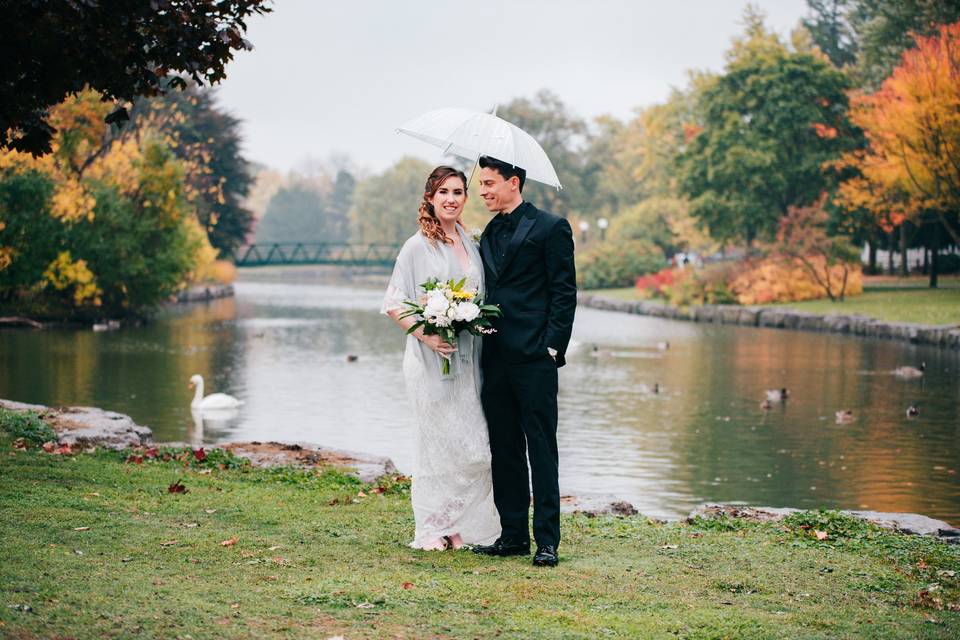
[381,227,501,548]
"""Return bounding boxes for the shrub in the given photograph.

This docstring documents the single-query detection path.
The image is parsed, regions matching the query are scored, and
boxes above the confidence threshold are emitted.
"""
[635,263,738,306]
[0,409,56,446]
[577,239,665,289]
[728,255,863,305]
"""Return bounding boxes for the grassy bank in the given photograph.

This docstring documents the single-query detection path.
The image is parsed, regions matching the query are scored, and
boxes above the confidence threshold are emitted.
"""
[586,276,960,326]
[1,432,958,639]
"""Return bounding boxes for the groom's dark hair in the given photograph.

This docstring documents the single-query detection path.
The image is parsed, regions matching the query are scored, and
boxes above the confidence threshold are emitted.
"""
[479,156,526,192]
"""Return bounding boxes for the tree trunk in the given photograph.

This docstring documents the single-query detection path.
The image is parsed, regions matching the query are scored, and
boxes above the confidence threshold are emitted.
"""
[922,246,928,275]
[887,229,896,274]
[899,224,908,276]
[930,222,940,289]
[868,240,877,274]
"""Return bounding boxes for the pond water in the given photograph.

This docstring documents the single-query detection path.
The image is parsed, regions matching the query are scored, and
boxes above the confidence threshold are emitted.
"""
[3,267,958,524]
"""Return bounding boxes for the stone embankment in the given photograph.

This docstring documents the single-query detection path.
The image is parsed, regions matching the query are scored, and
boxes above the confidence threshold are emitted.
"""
[3,397,958,539]
[0,398,393,483]
[579,293,960,350]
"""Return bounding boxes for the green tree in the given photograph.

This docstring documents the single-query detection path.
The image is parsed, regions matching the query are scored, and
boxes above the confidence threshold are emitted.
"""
[677,13,855,246]
[804,0,859,67]
[1,0,270,156]
[255,183,330,244]
[349,157,432,245]
[496,90,591,218]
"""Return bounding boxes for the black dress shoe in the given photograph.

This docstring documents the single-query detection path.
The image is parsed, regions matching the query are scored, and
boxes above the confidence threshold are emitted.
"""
[471,537,530,557]
[532,545,558,567]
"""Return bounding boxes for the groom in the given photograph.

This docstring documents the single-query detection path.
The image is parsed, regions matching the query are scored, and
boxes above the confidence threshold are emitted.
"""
[473,155,576,567]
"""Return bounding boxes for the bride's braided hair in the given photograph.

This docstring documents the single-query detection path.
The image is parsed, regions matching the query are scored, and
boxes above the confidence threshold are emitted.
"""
[418,165,467,245]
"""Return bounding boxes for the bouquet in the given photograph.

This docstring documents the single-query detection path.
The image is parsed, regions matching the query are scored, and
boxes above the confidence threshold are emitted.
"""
[399,277,502,374]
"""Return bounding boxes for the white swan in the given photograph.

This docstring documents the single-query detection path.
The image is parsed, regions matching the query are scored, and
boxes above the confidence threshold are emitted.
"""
[189,374,243,410]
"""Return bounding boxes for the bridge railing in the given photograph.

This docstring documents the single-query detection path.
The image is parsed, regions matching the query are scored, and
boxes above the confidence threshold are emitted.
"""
[229,243,402,267]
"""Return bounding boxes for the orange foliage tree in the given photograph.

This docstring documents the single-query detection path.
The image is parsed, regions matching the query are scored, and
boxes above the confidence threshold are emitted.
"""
[835,21,960,281]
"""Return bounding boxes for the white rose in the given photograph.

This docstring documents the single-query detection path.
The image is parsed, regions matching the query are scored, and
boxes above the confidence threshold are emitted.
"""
[454,302,480,322]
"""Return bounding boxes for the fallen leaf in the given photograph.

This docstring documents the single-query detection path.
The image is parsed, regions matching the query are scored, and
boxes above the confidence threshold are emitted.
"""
[205,509,217,514]
[660,544,679,550]
[73,549,83,555]
[197,468,212,475]
[221,536,238,547]
[370,487,385,494]
[230,603,240,609]
[193,448,207,462]
[814,530,829,541]
[126,454,143,464]
[42,441,56,453]
[85,492,101,497]
[937,570,956,578]
[144,447,159,459]
[268,545,282,551]
[121,557,133,562]
[168,479,188,494]
[12,438,28,450]
[54,444,72,455]
[355,602,375,609]
[357,490,367,498]
[73,527,90,531]
[402,582,414,590]
[159,540,178,547]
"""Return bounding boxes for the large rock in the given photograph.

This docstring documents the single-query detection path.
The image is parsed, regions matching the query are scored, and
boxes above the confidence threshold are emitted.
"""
[220,441,397,483]
[560,494,640,517]
[0,399,153,449]
[688,503,960,542]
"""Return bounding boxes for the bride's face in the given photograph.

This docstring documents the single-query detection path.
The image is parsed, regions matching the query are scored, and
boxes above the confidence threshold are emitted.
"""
[430,175,466,224]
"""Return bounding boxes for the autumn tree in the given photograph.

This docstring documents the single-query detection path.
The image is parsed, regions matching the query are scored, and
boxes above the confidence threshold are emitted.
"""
[835,21,960,287]
[845,0,960,88]
[677,12,856,246]
[0,90,211,319]
[1,0,270,156]
[136,83,254,254]
[774,200,861,301]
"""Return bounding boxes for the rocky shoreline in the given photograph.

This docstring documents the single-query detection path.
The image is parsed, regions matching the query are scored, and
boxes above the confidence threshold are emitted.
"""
[579,293,960,350]
[2,397,958,542]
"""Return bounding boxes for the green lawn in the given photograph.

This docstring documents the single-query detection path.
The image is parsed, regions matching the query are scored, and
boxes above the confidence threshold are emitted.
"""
[1,432,958,639]
[585,276,960,326]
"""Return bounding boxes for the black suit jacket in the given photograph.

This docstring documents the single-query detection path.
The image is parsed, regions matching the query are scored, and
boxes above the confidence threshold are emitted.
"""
[480,202,577,367]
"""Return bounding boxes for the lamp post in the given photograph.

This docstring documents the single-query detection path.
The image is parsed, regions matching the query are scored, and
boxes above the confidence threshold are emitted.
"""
[578,220,589,244]
[597,217,608,241]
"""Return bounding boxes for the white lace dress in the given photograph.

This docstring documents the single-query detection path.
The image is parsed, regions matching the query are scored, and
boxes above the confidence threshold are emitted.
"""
[381,229,501,549]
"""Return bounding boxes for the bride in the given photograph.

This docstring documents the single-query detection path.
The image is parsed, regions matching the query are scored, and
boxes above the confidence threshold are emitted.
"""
[382,166,501,550]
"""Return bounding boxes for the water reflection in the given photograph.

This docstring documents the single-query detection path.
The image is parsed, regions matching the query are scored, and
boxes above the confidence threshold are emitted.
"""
[1,269,957,524]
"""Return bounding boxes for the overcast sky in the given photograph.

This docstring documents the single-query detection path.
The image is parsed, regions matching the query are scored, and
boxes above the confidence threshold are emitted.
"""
[215,0,810,174]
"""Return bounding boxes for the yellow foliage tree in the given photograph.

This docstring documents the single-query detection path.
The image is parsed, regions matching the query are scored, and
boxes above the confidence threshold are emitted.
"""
[836,21,960,246]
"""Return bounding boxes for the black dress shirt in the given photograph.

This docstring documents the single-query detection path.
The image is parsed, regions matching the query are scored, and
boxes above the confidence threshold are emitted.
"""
[488,202,529,270]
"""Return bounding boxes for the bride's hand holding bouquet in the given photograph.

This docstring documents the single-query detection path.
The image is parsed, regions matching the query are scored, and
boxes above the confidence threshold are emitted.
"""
[399,277,502,374]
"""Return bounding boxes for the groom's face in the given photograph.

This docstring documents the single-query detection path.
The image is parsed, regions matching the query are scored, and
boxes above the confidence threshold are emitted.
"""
[479,167,518,213]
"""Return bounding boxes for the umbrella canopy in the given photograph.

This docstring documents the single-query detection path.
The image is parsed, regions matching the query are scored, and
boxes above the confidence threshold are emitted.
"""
[397,107,562,189]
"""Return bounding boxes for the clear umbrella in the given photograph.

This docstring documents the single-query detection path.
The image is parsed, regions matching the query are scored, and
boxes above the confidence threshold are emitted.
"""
[397,107,562,189]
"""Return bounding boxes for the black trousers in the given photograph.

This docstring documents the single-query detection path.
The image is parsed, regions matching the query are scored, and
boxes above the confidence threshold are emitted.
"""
[480,354,560,548]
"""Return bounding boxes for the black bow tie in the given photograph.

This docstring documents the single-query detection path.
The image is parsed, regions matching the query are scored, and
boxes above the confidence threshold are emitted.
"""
[492,212,520,232]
